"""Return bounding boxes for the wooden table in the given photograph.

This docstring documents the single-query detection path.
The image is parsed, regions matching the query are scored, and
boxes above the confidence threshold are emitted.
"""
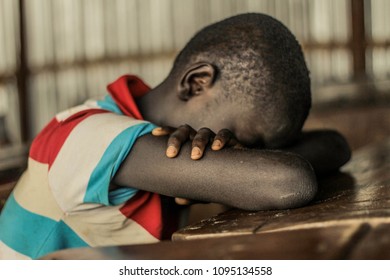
[42,137,390,260]
[174,138,390,242]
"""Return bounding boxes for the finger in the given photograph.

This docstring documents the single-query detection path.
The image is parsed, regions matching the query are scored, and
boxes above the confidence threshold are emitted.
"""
[191,127,215,160]
[211,129,238,150]
[166,124,194,158]
[233,142,246,149]
[175,197,192,205]
[151,126,175,136]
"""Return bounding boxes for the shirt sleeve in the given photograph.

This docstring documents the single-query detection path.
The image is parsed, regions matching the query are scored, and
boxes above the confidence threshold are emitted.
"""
[46,111,157,212]
[84,115,157,206]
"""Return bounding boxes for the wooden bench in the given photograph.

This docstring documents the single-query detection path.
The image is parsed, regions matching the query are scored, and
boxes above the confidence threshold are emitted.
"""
[0,145,27,211]
[0,181,16,211]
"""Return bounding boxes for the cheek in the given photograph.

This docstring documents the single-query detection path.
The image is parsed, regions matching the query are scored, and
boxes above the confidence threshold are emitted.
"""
[234,129,265,148]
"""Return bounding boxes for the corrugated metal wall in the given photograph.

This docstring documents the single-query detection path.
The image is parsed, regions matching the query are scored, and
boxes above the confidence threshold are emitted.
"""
[0,0,389,150]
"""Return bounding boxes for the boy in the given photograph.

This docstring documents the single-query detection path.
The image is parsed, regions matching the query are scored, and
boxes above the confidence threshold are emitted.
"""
[0,13,350,259]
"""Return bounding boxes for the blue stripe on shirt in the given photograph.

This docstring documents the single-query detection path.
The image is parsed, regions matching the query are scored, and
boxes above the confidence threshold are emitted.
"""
[0,194,88,259]
[84,122,157,206]
[96,95,123,115]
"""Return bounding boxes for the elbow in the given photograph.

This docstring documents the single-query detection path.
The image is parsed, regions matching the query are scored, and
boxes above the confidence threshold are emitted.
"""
[319,130,352,175]
[241,155,318,211]
[278,159,318,209]
[333,131,352,168]
[273,155,318,209]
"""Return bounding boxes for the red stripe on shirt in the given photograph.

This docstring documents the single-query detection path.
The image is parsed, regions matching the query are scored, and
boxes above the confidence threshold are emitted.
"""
[108,76,163,240]
[106,75,150,120]
[29,109,109,167]
[120,191,163,240]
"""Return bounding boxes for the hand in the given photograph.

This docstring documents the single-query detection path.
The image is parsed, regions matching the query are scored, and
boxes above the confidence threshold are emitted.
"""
[152,125,240,160]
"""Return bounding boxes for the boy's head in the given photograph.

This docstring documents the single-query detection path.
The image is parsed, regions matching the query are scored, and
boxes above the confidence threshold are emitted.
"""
[147,13,311,148]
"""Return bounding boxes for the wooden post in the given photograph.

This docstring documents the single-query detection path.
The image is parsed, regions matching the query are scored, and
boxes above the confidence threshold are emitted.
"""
[351,0,366,80]
[16,0,29,142]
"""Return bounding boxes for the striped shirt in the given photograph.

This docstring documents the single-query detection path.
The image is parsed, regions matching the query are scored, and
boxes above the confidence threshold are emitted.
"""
[0,75,164,259]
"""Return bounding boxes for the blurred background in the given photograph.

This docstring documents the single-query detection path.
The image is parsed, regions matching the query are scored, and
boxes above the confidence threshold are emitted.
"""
[0,0,390,178]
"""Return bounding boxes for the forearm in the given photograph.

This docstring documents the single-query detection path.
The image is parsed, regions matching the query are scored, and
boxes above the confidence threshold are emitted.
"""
[285,130,351,175]
[113,134,317,211]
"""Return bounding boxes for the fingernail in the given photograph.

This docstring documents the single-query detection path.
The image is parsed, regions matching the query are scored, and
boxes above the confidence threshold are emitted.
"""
[151,127,161,135]
[191,147,201,159]
[166,146,177,157]
[212,139,222,150]
[175,198,191,205]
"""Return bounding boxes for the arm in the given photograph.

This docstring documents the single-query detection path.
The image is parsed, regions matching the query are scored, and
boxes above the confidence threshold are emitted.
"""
[113,134,317,211]
[284,129,351,176]
[152,126,351,176]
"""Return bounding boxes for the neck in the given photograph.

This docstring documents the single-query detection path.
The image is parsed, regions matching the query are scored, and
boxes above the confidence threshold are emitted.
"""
[137,81,172,126]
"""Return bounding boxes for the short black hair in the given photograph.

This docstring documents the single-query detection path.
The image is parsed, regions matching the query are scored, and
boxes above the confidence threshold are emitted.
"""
[172,13,311,147]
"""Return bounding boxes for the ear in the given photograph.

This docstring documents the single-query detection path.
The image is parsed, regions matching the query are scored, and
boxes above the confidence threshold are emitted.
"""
[178,63,216,101]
